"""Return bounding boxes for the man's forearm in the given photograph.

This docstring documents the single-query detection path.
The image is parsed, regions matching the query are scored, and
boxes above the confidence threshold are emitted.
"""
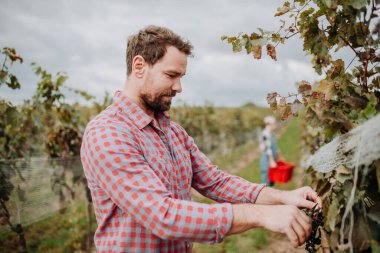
[254,187,285,205]
[227,204,261,235]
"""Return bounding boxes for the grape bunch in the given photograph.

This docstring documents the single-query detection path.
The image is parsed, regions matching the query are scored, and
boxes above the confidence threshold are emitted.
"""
[304,204,324,253]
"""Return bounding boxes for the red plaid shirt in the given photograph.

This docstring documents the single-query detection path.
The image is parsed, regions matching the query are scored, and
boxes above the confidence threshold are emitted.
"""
[81,91,265,252]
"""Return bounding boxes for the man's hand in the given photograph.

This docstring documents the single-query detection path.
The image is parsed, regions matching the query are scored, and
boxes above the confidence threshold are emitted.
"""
[259,205,312,247]
[228,204,312,248]
[281,186,322,210]
[255,186,322,210]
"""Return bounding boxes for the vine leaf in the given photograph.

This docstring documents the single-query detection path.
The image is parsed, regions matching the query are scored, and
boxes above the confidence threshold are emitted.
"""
[317,80,336,101]
[348,0,368,10]
[251,45,262,59]
[274,6,290,17]
[2,47,23,63]
[297,80,312,96]
[327,59,345,79]
[336,165,352,184]
[326,198,341,232]
[266,92,278,110]
[266,44,277,61]
[278,97,292,120]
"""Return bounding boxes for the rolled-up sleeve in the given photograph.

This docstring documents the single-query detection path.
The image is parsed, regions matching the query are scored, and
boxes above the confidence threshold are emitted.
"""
[81,125,233,243]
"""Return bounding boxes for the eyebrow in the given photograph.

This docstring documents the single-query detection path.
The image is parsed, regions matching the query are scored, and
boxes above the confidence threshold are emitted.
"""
[165,70,186,76]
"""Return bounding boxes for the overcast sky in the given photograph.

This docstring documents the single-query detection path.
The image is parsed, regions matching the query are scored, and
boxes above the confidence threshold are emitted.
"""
[0,0,323,107]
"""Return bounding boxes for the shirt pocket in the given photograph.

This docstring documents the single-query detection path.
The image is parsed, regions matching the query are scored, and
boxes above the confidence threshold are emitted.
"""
[176,150,193,196]
[144,150,173,191]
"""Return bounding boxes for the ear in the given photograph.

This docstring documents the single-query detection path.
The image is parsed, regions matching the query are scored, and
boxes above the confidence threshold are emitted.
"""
[132,55,146,78]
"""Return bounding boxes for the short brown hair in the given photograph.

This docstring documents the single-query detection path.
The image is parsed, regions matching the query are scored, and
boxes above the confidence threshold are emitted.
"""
[126,25,193,75]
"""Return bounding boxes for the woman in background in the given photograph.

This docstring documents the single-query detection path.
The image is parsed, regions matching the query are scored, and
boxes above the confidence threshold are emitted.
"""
[259,116,280,186]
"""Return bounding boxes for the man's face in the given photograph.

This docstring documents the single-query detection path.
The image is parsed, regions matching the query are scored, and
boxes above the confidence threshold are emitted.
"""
[140,46,187,113]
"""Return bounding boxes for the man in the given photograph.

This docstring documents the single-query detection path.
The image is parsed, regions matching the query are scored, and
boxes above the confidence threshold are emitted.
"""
[81,25,322,253]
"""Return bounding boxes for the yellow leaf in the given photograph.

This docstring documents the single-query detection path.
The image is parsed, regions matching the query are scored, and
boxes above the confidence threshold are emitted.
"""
[317,80,336,100]
[266,44,277,61]
[298,80,312,96]
[266,92,278,110]
[251,45,262,59]
[275,6,290,17]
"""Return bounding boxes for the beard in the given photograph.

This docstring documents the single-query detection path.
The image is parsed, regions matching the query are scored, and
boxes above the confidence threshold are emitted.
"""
[140,90,176,113]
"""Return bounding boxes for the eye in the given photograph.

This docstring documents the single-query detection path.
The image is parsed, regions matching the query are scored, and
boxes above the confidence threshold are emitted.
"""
[166,73,176,79]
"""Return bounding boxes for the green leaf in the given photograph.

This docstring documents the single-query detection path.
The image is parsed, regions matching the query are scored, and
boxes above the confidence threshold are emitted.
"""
[300,7,315,19]
[249,32,261,40]
[363,100,377,118]
[0,70,8,83]
[4,105,18,125]
[6,74,21,89]
[323,0,333,8]
[65,86,95,101]
[221,35,228,41]
[347,0,368,9]
[326,197,341,232]
[251,38,268,47]
[56,75,67,87]
[336,172,352,184]
[232,41,242,52]
[227,37,237,43]
[371,76,380,88]
[336,165,351,174]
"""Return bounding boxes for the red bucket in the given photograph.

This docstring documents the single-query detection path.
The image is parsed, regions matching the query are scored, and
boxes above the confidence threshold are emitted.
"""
[269,161,294,184]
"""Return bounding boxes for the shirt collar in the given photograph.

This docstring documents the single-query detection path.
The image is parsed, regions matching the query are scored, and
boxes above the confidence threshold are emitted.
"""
[112,91,171,132]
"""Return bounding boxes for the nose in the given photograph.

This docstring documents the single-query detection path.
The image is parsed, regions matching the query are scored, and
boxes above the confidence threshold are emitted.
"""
[173,79,182,93]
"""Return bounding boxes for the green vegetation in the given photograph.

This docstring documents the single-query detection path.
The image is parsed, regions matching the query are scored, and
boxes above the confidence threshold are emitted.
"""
[0,204,96,253]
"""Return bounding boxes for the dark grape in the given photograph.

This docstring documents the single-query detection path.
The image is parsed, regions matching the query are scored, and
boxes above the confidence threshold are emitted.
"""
[304,204,324,253]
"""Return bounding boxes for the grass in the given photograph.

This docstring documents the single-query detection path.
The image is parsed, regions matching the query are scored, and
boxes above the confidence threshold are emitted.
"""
[0,203,95,253]
[192,228,268,253]
[211,140,258,170]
